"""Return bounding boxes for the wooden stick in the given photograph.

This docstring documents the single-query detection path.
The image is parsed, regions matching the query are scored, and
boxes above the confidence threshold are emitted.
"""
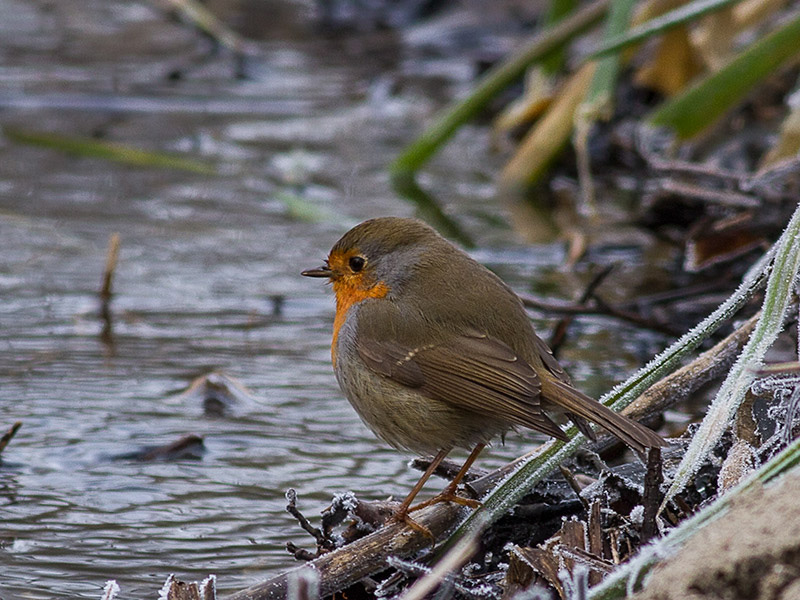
[624,311,759,422]
[225,502,465,600]
[99,232,120,341]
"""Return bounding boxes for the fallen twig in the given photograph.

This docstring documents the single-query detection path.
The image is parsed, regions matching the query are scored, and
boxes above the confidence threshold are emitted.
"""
[549,265,614,353]
[285,489,332,555]
[625,311,759,422]
[155,0,258,56]
[640,447,663,543]
[520,290,683,338]
[0,421,22,456]
[225,501,465,600]
[99,232,120,342]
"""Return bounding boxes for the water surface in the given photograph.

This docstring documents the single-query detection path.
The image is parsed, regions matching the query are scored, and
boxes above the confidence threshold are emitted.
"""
[0,2,671,597]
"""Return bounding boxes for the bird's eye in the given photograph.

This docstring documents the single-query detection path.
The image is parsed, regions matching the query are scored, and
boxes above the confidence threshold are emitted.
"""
[349,256,366,272]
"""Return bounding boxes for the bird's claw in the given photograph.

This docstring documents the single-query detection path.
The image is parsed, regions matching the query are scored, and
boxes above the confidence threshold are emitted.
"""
[408,488,482,513]
[389,510,436,546]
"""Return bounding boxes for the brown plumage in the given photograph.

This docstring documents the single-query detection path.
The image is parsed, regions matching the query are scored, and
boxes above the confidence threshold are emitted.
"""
[303,217,666,523]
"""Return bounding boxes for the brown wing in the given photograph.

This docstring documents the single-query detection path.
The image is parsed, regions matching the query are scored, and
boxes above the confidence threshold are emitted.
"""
[531,332,597,440]
[356,329,568,441]
[532,333,570,383]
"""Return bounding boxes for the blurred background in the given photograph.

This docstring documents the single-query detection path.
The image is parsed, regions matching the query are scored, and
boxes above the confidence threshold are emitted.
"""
[1,0,797,597]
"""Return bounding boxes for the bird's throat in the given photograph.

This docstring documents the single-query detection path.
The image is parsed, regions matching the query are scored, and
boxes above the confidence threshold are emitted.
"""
[331,279,389,367]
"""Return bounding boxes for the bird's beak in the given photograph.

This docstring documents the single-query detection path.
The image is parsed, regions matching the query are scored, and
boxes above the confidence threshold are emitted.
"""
[301,265,333,278]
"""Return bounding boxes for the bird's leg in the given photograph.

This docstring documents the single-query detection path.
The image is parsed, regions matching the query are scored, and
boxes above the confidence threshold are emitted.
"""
[396,448,451,514]
[408,443,486,513]
[390,448,451,541]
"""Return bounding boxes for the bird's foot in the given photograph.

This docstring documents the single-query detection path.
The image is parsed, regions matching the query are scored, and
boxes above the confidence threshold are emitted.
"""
[408,488,482,513]
[389,509,435,545]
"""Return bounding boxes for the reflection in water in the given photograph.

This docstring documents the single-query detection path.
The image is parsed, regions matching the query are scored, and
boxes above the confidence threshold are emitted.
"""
[0,1,671,598]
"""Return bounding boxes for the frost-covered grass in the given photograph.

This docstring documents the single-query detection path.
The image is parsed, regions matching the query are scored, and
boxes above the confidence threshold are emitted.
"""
[662,203,800,508]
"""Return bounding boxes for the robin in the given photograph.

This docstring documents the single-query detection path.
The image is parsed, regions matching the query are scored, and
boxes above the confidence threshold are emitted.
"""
[302,217,666,527]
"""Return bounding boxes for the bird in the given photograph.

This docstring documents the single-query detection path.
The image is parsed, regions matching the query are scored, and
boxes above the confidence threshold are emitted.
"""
[302,217,666,527]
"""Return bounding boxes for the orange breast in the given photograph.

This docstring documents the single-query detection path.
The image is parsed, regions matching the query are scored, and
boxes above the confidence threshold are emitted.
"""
[331,279,388,367]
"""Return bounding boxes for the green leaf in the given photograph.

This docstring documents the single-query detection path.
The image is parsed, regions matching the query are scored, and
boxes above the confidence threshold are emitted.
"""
[574,0,636,205]
[275,191,355,226]
[391,172,474,248]
[581,0,636,117]
[541,0,578,74]
[648,12,800,138]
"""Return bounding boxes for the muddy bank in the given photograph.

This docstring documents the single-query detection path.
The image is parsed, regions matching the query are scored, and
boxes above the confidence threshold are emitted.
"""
[633,471,800,600]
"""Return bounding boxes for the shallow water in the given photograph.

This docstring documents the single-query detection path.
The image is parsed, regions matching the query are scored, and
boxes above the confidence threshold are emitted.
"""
[0,2,672,597]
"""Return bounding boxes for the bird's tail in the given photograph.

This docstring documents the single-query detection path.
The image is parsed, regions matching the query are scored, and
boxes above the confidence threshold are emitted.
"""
[541,378,667,453]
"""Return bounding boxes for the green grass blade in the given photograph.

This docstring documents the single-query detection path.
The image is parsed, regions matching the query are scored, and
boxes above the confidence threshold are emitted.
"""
[541,0,578,74]
[648,12,800,138]
[574,0,635,205]
[161,0,256,55]
[275,191,353,225]
[662,201,800,508]
[391,172,474,248]
[582,0,636,117]
[590,0,746,59]
[4,127,216,174]
[390,0,610,177]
